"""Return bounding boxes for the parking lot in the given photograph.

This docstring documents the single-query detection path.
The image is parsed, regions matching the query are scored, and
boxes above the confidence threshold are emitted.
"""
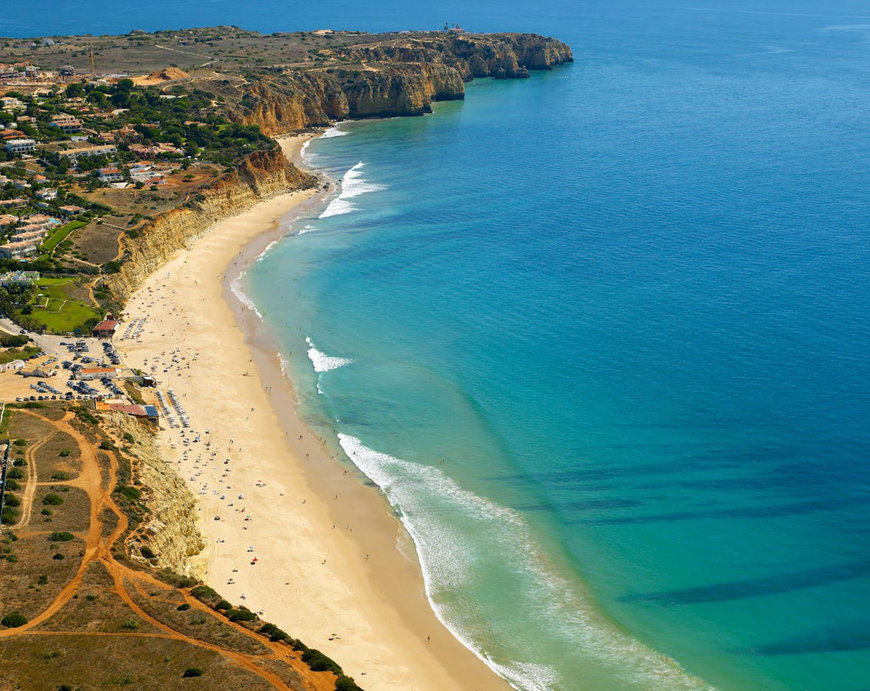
[0,322,133,404]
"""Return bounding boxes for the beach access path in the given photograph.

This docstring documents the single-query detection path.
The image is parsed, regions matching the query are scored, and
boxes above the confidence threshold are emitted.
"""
[115,135,508,690]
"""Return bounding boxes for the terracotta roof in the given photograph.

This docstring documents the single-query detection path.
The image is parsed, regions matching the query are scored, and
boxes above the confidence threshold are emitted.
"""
[92,319,118,332]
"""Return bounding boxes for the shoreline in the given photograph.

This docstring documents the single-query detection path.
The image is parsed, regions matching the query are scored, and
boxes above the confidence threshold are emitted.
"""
[117,134,508,690]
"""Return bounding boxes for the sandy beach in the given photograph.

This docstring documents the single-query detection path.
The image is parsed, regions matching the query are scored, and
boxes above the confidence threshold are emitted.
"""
[116,135,507,690]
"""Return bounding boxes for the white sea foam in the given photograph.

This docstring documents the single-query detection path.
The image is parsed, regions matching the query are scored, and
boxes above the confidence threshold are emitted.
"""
[336,434,713,691]
[278,353,290,377]
[319,197,355,218]
[255,239,279,262]
[320,124,349,138]
[297,223,317,235]
[319,161,385,218]
[229,270,263,319]
[305,337,352,373]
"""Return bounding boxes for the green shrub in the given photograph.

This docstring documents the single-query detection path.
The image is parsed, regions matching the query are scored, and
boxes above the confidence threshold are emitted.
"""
[190,585,218,601]
[42,508,53,516]
[258,622,290,641]
[118,486,141,501]
[43,493,64,506]
[123,432,135,443]
[5,478,20,491]
[51,472,70,481]
[74,407,97,425]
[4,494,20,507]
[48,531,74,542]
[335,676,363,691]
[301,648,342,675]
[215,599,232,611]
[1,611,27,628]
[157,569,197,588]
[8,467,24,479]
[182,668,203,678]
[6,554,18,563]
[120,619,140,630]
[37,574,48,585]
[0,334,28,348]
[59,449,71,457]
[13,439,27,447]
[227,608,257,623]
[177,603,191,611]
[52,553,64,560]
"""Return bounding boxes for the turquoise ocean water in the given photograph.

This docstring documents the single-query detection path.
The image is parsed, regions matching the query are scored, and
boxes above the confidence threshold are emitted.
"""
[10,1,870,688]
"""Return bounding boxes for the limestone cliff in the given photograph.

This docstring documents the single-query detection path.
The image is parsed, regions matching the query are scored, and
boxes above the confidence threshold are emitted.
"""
[105,148,317,300]
[340,32,574,80]
[230,62,464,134]
[106,412,206,578]
[232,32,572,135]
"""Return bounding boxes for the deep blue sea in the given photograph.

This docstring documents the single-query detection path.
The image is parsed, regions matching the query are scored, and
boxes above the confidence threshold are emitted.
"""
[10,1,870,688]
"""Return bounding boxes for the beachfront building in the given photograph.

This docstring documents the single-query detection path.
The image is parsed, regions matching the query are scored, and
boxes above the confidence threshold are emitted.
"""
[96,401,159,423]
[5,138,36,155]
[77,366,119,381]
[92,315,119,338]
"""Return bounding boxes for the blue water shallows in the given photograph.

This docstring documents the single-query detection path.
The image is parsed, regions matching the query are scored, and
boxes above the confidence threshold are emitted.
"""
[247,26,870,688]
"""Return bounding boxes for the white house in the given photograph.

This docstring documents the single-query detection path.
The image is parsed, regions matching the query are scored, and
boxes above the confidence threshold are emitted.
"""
[5,138,36,155]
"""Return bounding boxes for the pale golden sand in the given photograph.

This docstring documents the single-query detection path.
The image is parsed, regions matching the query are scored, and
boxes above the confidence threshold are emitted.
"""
[117,136,507,690]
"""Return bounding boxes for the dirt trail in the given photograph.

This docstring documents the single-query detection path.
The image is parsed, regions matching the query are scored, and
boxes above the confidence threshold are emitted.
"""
[0,409,336,691]
[12,424,56,530]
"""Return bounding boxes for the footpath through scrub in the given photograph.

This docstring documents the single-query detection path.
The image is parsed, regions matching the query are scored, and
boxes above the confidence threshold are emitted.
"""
[0,406,346,690]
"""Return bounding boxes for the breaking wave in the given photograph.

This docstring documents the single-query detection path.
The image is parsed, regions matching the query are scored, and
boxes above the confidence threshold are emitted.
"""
[306,337,352,373]
[319,161,384,218]
[337,434,712,691]
[229,270,263,319]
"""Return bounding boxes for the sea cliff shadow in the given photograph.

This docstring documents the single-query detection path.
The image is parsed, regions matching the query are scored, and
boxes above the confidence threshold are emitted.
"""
[739,619,870,656]
[620,558,870,605]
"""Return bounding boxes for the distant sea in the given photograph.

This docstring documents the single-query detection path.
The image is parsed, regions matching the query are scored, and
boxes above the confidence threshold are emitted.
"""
[10,1,870,688]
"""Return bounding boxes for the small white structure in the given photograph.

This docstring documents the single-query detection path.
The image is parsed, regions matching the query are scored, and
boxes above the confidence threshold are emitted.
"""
[0,359,26,373]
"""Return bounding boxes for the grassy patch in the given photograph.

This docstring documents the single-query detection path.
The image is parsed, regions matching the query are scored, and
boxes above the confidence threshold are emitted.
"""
[27,278,102,334]
[41,220,87,254]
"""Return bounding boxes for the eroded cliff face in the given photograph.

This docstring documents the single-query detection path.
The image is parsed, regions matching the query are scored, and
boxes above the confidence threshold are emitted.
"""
[342,32,574,80]
[106,413,206,578]
[232,63,464,134]
[233,32,572,135]
[105,148,317,300]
